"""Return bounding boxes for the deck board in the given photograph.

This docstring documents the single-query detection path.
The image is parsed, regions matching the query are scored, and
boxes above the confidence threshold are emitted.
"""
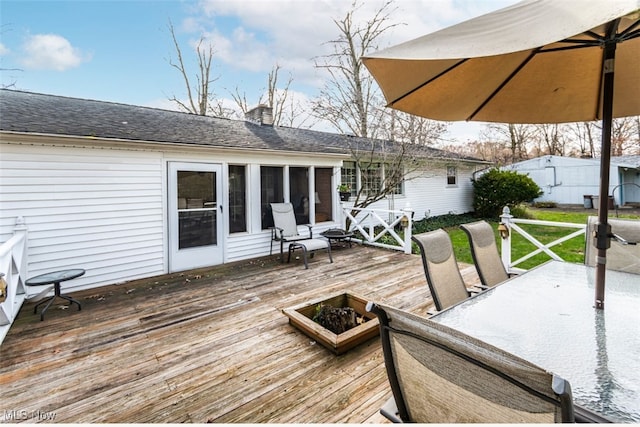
[0,244,479,423]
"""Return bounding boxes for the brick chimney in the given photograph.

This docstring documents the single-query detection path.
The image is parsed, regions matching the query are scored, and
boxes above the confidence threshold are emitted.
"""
[245,104,274,126]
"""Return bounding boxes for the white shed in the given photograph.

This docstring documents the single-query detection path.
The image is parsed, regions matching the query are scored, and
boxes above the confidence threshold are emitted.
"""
[502,155,640,207]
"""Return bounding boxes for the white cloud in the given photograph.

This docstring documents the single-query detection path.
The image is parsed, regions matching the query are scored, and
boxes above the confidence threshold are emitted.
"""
[20,34,89,71]
[192,0,517,87]
[0,42,9,56]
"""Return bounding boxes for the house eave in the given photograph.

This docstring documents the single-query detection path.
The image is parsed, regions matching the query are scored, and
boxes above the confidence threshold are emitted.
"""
[0,131,351,160]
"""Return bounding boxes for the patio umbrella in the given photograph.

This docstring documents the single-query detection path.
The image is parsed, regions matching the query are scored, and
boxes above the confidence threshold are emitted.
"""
[362,0,640,309]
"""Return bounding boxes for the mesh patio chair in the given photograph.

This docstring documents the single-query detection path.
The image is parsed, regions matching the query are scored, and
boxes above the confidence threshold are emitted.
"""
[270,202,332,269]
[412,229,470,312]
[460,220,510,288]
[585,216,640,274]
[366,302,576,423]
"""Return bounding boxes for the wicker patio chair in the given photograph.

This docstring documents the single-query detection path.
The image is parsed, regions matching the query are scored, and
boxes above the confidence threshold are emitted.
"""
[366,302,576,423]
[412,229,470,312]
[270,202,332,269]
[460,220,510,288]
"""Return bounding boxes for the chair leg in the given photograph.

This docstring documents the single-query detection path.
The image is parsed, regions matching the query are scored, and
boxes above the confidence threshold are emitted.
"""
[287,244,294,264]
[300,246,309,269]
[280,240,285,263]
[326,243,333,263]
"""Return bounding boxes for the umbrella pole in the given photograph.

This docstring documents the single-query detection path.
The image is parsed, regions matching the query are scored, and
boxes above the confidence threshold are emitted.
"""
[594,38,617,310]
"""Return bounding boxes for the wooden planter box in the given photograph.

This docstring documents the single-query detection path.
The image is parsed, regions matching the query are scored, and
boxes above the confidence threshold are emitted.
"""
[282,292,379,354]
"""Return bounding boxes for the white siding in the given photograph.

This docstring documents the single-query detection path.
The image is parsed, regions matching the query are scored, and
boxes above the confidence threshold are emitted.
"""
[0,143,165,292]
[403,163,475,220]
[503,156,622,205]
[0,137,477,294]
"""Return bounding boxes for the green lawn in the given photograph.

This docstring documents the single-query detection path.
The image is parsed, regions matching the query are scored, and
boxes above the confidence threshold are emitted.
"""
[448,208,640,270]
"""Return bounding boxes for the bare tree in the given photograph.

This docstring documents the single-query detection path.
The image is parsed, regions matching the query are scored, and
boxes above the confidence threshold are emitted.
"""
[611,116,638,156]
[441,140,512,165]
[481,123,534,163]
[166,21,231,118]
[311,0,398,139]
[312,0,450,227]
[567,121,598,158]
[229,64,309,127]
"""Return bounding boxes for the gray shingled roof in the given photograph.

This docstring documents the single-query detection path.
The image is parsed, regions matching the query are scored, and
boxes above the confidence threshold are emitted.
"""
[612,155,640,168]
[0,89,484,162]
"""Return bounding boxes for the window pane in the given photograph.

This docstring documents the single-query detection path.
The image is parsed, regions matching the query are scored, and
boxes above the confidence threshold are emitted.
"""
[314,168,333,222]
[290,167,309,224]
[341,161,357,195]
[385,162,404,195]
[447,166,457,185]
[229,165,246,233]
[261,166,284,229]
[363,163,381,194]
[177,171,216,249]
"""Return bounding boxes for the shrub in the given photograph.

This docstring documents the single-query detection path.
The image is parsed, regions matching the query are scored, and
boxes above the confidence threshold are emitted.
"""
[532,201,557,208]
[472,168,542,218]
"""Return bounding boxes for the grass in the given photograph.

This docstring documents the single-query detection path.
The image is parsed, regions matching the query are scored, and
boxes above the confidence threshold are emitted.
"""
[446,207,640,270]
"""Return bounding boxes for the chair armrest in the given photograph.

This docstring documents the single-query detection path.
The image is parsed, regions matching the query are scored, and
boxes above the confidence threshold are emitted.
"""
[304,224,313,238]
[270,226,284,240]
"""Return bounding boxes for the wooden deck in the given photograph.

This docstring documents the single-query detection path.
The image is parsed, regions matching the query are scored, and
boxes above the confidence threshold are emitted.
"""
[1,244,479,423]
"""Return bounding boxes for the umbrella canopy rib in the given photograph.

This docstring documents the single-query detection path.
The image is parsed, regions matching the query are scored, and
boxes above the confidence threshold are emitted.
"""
[468,49,539,121]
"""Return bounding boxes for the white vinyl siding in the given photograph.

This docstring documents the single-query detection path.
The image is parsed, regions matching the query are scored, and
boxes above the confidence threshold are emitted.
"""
[0,144,165,291]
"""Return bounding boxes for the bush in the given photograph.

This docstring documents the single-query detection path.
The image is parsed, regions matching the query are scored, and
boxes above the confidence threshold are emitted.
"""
[532,201,557,208]
[473,168,542,218]
[413,212,476,234]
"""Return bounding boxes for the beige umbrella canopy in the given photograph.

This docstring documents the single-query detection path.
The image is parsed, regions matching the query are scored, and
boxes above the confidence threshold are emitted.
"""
[363,0,640,309]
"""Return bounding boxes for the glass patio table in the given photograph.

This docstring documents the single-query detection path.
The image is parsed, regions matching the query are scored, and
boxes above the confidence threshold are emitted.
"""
[431,260,640,423]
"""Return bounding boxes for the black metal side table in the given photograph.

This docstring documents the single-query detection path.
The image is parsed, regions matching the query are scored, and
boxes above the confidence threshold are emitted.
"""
[321,228,354,248]
[25,269,85,320]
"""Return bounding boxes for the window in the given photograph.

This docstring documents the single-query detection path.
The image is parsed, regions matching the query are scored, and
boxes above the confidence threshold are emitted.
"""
[228,165,246,233]
[314,168,333,222]
[341,161,357,196]
[447,166,457,186]
[340,161,404,196]
[289,167,309,224]
[362,162,382,194]
[260,166,284,229]
[177,170,216,249]
[384,162,404,195]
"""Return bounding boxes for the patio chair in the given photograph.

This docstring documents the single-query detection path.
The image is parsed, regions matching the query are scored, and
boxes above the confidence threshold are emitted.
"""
[585,216,640,274]
[269,202,332,269]
[460,220,510,288]
[366,302,576,423]
[412,229,470,312]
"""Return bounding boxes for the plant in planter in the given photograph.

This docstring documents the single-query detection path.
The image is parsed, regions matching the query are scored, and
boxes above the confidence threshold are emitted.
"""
[337,184,351,201]
[282,292,379,354]
[312,303,364,334]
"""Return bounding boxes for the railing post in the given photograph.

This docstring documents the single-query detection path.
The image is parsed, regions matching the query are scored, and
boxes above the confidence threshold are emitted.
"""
[13,216,28,280]
[402,207,413,254]
[499,206,513,273]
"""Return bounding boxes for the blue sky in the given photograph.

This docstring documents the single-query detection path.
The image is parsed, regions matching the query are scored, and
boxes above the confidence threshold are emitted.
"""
[0,0,517,142]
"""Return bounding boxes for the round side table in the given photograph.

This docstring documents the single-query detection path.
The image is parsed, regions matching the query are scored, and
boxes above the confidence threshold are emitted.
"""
[26,269,85,321]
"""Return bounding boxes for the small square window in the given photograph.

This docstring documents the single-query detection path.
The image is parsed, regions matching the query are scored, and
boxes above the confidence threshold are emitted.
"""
[447,166,457,186]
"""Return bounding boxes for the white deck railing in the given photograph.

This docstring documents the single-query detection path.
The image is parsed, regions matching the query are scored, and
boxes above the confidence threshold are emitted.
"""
[499,207,587,274]
[0,217,29,345]
[340,205,413,254]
